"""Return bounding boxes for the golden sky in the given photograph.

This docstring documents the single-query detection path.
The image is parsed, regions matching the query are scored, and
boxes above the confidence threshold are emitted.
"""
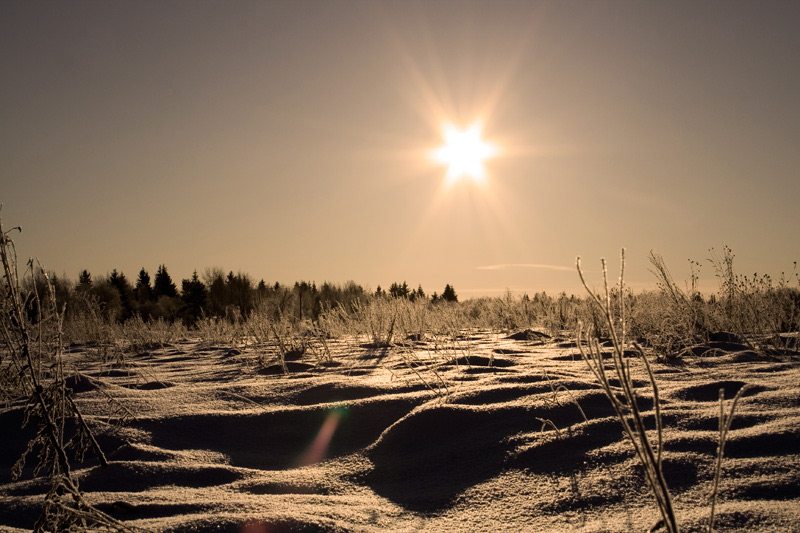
[2,1,799,295]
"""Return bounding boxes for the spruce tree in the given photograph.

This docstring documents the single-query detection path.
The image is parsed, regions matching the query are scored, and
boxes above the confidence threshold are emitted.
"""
[76,269,92,298]
[109,269,135,320]
[401,281,410,298]
[78,269,92,287]
[226,271,254,316]
[442,284,458,303]
[389,282,410,299]
[206,270,227,317]
[389,282,400,298]
[153,265,178,299]
[135,268,153,304]
[180,271,208,326]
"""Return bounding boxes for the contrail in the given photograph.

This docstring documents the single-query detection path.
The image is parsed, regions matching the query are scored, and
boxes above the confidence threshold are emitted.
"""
[476,263,574,272]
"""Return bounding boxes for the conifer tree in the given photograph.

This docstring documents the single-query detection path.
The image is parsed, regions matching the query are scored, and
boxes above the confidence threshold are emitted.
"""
[180,271,208,326]
[205,269,227,317]
[389,281,410,299]
[76,269,92,299]
[442,284,458,303]
[226,271,254,316]
[109,269,135,320]
[78,269,92,288]
[153,264,178,299]
[135,268,153,304]
[409,284,426,302]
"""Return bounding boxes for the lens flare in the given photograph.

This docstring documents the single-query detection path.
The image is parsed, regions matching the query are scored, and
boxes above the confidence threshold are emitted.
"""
[296,406,348,466]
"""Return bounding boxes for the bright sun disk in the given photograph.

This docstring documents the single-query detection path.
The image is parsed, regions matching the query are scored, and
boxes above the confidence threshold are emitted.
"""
[433,123,496,183]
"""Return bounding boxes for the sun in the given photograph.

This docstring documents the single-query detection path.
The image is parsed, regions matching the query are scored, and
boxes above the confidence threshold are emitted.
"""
[432,122,496,183]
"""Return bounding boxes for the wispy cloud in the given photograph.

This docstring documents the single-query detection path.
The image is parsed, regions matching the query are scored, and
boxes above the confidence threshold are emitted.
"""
[476,263,574,272]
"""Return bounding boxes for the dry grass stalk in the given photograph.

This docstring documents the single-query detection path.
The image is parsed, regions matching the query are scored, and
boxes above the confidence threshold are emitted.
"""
[577,250,678,532]
[0,213,142,532]
[577,249,754,533]
[707,384,750,532]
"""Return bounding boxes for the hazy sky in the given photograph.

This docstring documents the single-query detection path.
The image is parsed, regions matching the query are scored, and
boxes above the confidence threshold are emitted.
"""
[2,1,799,296]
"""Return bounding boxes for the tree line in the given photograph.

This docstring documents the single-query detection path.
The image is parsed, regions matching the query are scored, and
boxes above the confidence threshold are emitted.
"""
[25,265,458,326]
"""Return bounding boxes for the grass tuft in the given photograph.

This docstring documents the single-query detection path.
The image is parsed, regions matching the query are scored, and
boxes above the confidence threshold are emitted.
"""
[577,249,756,533]
[0,212,144,532]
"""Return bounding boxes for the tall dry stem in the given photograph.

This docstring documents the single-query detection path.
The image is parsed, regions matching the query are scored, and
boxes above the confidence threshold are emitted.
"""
[707,385,750,532]
[0,213,141,532]
[577,249,752,533]
[577,250,678,533]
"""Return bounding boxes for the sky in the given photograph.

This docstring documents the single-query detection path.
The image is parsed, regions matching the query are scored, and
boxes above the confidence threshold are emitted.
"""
[2,1,799,297]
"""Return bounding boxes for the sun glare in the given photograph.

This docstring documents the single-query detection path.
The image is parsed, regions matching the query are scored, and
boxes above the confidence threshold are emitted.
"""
[433,123,496,183]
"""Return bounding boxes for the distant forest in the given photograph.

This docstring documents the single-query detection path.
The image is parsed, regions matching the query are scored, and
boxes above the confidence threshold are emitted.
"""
[28,265,459,326]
